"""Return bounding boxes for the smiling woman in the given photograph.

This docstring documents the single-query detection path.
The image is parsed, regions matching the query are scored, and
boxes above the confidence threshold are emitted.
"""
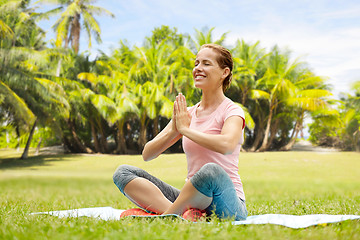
[193,44,233,93]
[113,44,248,221]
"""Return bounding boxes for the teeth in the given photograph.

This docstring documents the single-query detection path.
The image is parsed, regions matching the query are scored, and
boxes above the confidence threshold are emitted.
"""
[195,76,205,80]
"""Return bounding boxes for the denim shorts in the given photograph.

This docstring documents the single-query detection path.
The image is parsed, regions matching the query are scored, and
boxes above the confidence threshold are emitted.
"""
[190,163,247,220]
[113,163,247,220]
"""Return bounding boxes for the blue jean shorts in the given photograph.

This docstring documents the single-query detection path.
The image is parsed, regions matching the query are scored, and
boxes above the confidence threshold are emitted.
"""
[190,163,247,220]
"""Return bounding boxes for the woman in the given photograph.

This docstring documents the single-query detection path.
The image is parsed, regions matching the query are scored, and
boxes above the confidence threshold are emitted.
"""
[113,44,247,221]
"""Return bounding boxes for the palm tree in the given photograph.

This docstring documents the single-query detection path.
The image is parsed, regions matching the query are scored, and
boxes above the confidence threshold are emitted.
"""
[231,39,267,105]
[336,81,360,151]
[0,19,14,40]
[132,35,178,143]
[1,0,69,158]
[76,40,143,153]
[190,27,228,52]
[96,41,140,153]
[255,46,302,151]
[229,40,267,151]
[281,89,333,151]
[36,0,114,53]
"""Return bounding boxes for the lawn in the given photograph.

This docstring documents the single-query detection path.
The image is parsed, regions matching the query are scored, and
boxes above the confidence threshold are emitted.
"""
[0,149,359,239]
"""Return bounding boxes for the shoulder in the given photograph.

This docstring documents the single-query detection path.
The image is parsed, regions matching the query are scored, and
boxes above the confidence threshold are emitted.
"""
[220,98,245,128]
[223,98,245,116]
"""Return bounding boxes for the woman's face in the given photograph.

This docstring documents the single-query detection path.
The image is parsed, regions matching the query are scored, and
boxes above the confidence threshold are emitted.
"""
[192,48,229,91]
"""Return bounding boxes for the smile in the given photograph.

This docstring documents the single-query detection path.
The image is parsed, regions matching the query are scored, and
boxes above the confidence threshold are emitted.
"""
[195,75,206,80]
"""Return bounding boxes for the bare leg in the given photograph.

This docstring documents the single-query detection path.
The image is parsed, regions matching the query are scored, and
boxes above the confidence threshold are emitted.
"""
[163,180,212,215]
[123,178,172,214]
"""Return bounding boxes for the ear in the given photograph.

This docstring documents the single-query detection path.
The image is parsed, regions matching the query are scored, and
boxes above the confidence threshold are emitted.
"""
[222,67,230,80]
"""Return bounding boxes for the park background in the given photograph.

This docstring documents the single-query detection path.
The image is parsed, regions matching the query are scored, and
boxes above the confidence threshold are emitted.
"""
[1,1,359,239]
[1,0,360,158]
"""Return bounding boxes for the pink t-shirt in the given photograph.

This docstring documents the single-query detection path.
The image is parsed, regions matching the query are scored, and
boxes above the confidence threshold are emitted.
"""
[182,97,246,200]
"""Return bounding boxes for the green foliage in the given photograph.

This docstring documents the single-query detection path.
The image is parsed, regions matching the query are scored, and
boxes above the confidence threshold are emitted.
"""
[0,124,60,148]
[1,0,357,154]
[309,81,360,151]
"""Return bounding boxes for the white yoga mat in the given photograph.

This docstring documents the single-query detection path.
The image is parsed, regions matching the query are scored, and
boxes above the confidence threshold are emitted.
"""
[31,207,360,229]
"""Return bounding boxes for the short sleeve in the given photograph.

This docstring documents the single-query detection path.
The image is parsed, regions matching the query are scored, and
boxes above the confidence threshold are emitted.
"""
[224,102,245,129]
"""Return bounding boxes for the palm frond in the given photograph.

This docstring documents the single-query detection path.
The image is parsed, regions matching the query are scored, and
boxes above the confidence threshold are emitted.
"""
[85,5,115,18]
[250,89,270,100]
[0,80,35,128]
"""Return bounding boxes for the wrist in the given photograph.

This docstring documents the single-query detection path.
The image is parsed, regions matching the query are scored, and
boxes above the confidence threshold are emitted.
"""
[178,126,189,136]
[168,128,180,138]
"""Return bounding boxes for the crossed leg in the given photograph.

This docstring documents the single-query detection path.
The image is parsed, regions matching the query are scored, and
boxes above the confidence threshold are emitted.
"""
[113,164,212,215]
[113,163,247,220]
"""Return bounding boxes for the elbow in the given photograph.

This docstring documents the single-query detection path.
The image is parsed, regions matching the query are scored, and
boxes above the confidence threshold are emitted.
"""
[142,151,152,162]
[142,154,149,161]
[142,145,156,162]
[142,145,150,161]
[219,141,237,155]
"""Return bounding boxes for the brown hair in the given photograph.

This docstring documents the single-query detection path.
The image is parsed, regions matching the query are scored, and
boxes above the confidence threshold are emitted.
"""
[200,44,233,92]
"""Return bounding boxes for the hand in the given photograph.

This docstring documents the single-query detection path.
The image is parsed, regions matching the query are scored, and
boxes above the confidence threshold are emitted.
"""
[173,93,191,134]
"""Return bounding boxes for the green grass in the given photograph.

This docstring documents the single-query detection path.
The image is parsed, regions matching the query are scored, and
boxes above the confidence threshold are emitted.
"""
[0,150,359,239]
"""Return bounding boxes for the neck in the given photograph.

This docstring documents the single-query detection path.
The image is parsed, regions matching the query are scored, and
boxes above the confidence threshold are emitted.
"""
[200,89,226,109]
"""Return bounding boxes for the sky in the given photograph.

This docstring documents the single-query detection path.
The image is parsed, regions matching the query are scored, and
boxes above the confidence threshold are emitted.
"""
[35,0,360,98]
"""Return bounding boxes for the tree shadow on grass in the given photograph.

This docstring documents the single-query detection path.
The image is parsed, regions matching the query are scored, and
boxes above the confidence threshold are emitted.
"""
[0,154,78,170]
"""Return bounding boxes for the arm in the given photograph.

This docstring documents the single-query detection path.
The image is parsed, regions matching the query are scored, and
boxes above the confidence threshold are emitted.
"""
[181,116,243,155]
[174,94,244,155]
[142,119,182,161]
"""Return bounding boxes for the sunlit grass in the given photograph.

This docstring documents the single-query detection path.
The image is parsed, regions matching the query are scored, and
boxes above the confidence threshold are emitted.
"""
[0,150,359,239]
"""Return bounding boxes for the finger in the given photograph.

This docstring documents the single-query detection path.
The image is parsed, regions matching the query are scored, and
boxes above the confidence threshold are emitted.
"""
[175,95,182,110]
[173,101,176,116]
[180,94,187,111]
[178,93,183,103]
[182,95,187,111]
[174,100,179,115]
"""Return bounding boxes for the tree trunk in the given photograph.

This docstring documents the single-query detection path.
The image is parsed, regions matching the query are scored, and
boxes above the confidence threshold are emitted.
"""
[266,118,280,150]
[138,113,147,150]
[280,120,301,151]
[35,137,42,155]
[68,119,93,153]
[71,14,81,54]
[241,87,248,106]
[248,123,263,152]
[99,124,109,153]
[90,120,100,153]
[354,132,360,152]
[257,106,273,152]
[115,120,128,154]
[153,116,159,136]
[21,118,38,159]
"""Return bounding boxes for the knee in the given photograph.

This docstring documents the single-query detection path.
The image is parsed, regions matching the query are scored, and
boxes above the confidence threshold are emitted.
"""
[112,164,135,189]
[199,163,225,178]
[192,163,226,185]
